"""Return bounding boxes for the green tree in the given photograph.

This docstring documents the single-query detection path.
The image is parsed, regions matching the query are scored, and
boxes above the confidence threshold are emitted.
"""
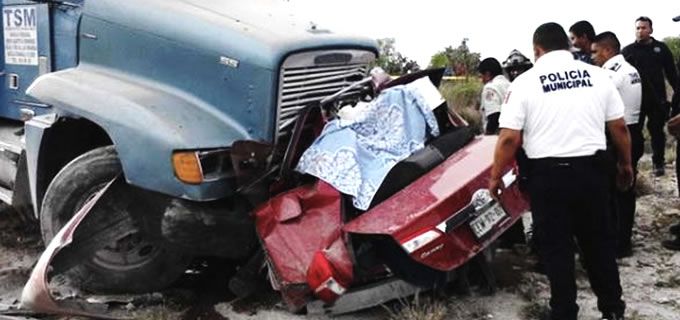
[664,36,680,62]
[446,38,481,78]
[374,38,420,75]
[429,51,449,69]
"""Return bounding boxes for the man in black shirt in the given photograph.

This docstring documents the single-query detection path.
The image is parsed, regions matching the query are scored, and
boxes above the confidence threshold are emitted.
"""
[664,58,680,251]
[622,16,680,176]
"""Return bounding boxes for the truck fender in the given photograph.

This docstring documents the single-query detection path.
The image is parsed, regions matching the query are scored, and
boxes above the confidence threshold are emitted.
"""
[26,63,251,203]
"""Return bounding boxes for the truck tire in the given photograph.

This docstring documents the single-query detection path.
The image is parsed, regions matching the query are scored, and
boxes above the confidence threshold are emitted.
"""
[40,146,191,293]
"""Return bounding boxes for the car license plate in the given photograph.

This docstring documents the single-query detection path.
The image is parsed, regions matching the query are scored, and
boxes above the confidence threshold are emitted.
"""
[469,203,508,239]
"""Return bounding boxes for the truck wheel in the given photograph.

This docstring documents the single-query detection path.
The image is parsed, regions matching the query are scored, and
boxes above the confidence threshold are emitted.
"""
[40,146,191,293]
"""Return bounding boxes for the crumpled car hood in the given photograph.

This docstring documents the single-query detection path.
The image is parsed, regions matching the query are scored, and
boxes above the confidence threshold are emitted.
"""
[20,177,129,320]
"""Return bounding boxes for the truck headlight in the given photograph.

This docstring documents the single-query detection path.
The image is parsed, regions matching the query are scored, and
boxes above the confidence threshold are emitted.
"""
[172,148,233,184]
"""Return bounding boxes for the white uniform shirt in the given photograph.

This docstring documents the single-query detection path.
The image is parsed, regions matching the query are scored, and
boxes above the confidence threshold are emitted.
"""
[499,50,625,159]
[602,54,642,125]
[480,74,510,117]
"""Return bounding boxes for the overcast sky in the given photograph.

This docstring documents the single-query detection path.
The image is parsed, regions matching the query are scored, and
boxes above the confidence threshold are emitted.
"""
[284,1,680,67]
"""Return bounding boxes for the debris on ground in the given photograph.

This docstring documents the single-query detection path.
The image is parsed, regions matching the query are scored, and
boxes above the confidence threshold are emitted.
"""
[1,155,679,319]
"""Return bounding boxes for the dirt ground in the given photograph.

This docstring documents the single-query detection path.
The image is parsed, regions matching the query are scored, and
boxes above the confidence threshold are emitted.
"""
[1,154,679,320]
[0,210,41,314]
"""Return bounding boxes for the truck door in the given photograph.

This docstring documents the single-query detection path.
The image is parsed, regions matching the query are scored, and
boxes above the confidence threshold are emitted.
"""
[1,3,52,120]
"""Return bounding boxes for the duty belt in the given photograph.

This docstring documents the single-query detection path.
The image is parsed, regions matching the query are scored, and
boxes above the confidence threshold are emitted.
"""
[528,152,602,169]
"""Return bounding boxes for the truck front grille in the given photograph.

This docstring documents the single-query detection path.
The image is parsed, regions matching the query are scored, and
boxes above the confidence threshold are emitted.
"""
[277,50,376,138]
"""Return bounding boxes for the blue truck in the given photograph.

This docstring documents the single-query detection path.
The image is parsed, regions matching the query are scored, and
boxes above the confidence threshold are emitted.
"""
[0,0,377,293]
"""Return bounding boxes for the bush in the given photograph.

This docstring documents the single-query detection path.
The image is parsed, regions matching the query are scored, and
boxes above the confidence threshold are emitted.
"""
[440,78,482,109]
[439,78,483,134]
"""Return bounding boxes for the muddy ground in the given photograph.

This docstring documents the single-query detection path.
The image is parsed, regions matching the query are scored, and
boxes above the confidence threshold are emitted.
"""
[1,154,679,320]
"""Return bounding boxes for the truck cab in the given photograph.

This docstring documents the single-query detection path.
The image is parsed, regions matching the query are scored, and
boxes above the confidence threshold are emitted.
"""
[0,0,377,293]
[0,0,81,212]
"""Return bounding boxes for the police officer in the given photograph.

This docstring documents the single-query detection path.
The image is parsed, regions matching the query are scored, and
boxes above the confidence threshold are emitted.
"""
[477,58,510,134]
[591,31,643,258]
[663,15,680,251]
[622,16,680,176]
[489,22,631,320]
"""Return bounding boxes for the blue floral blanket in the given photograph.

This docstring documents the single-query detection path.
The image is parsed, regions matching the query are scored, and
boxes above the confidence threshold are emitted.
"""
[296,85,440,210]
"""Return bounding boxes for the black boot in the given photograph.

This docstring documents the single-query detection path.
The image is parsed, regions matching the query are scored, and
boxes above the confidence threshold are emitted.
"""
[662,237,680,251]
[669,223,680,236]
[601,312,624,320]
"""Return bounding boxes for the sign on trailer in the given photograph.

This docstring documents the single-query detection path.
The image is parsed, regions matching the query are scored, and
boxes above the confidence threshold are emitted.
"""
[3,6,38,66]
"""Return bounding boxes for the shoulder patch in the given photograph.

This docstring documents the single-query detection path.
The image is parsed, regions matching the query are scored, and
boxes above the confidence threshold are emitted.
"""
[485,90,496,101]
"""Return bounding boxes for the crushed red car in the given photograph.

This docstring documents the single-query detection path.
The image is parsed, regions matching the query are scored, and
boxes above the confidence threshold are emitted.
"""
[254,69,530,313]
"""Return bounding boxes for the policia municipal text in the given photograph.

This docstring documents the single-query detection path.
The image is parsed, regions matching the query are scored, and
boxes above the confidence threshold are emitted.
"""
[489,23,632,320]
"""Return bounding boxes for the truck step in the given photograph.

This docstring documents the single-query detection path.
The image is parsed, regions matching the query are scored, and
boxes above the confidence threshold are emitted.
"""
[0,151,19,193]
[0,120,24,155]
[0,185,13,205]
[0,120,24,195]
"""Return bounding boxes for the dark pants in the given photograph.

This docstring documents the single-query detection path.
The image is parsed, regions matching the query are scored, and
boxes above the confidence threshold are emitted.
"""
[528,155,625,320]
[677,140,680,196]
[674,107,680,196]
[485,112,500,135]
[629,123,644,168]
[639,102,670,167]
[615,123,644,253]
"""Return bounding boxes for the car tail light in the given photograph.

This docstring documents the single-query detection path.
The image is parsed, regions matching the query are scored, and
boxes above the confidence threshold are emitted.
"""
[399,229,443,253]
[307,251,350,303]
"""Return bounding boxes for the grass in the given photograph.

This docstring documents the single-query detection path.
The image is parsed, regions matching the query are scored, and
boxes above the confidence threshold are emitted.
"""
[439,79,482,110]
[439,78,483,134]
[519,300,550,320]
[385,293,448,320]
[455,104,483,134]
[384,291,492,320]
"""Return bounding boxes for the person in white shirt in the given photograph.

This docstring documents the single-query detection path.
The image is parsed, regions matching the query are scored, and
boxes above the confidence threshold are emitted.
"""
[591,31,643,258]
[489,22,631,320]
[477,58,510,134]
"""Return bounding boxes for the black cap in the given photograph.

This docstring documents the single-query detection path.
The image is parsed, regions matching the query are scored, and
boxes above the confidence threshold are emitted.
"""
[673,15,680,22]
